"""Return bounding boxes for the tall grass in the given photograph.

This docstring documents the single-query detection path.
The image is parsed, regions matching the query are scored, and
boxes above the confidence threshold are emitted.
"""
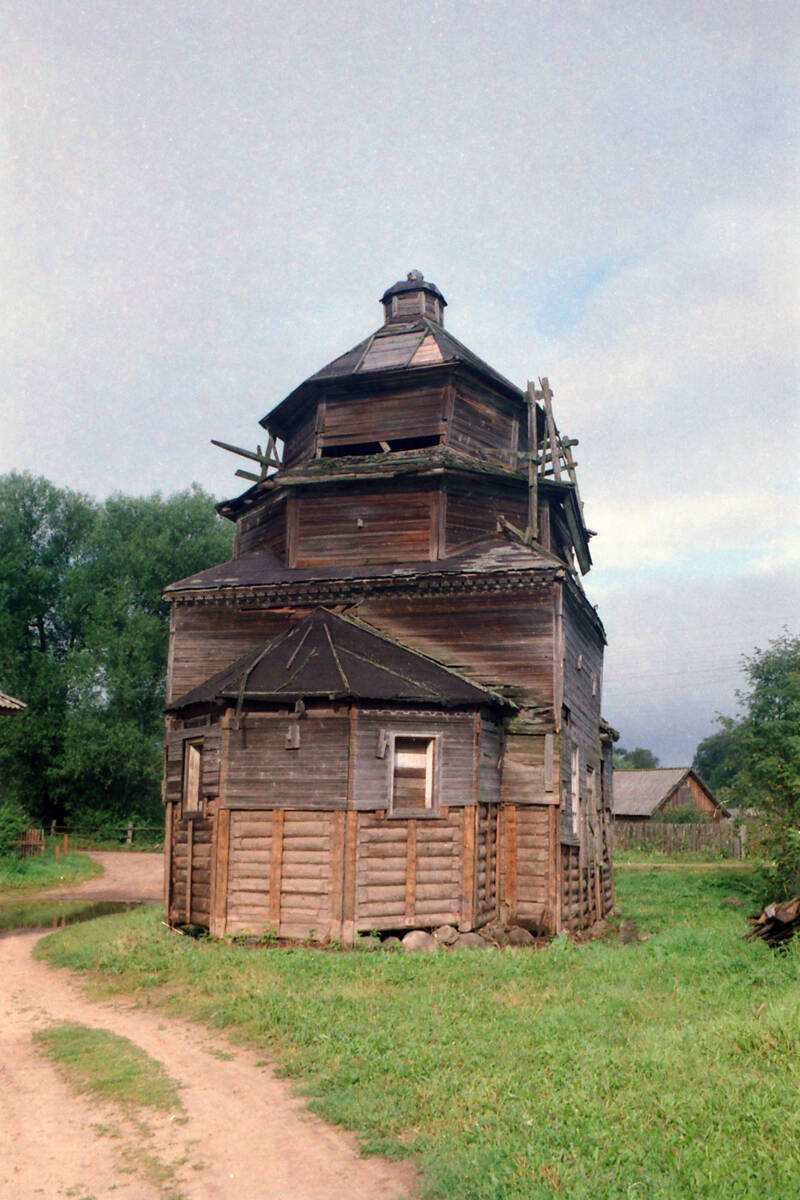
[37,865,800,1199]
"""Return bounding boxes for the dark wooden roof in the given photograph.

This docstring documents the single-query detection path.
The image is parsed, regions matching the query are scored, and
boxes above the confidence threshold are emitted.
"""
[0,690,25,715]
[164,534,566,597]
[613,768,729,818]
[167,607,514,712]
[261,316,523,436]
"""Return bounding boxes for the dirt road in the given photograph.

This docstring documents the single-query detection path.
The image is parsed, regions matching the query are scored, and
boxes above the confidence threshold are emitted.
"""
[0,854,415,1199]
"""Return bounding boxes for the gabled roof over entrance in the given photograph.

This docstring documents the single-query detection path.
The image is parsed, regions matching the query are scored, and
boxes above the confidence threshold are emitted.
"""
[167,607,515,712]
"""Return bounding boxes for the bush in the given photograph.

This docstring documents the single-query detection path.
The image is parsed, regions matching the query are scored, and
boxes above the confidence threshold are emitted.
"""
[659,804,709,825]
[0,797,32,857]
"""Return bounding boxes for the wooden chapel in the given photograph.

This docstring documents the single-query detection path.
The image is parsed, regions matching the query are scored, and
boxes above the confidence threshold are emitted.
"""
[163,271,614,943]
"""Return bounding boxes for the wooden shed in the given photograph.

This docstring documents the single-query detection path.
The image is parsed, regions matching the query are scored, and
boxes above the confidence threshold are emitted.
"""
[613,767,729,827]
[164,271,615,941]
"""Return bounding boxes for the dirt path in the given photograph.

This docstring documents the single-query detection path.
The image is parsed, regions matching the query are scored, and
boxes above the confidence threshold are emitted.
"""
[11,848,165,903]
[0,855,415,1200]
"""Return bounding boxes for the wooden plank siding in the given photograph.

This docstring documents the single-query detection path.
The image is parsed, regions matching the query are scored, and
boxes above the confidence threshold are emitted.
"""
[444,485,528,555]
[167,606,311,702]
[446,384,520,469]
[355,589,557,708]
[319,386,446,450]
[352,710,478,812]
[280,402,318,468]
[236,498,287,560]
[293,485,434,567]
[224,715,349,810]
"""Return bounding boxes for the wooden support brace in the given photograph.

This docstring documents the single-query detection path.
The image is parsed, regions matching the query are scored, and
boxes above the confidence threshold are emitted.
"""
[269,810,284,930]
[460,805,478,931]
[211,805,230,937]
[503,804,518,923]
[185,818,193,923]
[164,801,174,920]
[341,810,358,947]
[405,820,417,926]
[329,811,346,939]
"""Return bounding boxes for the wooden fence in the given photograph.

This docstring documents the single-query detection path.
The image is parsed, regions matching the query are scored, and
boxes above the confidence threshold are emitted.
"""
[613,821,746,858]
[15,828,45,857]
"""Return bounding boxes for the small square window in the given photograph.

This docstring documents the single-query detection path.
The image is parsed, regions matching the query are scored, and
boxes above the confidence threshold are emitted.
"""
[182,739,203,816]
[391,735,436,815]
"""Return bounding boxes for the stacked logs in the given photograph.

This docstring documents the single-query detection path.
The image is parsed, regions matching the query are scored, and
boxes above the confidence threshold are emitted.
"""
[746,897,800,947]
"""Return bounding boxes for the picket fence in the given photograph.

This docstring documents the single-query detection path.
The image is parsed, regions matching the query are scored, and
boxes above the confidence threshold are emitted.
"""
[613,820,745,858]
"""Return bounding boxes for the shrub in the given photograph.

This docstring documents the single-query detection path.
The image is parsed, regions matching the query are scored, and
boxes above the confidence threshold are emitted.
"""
[0,797,32,857]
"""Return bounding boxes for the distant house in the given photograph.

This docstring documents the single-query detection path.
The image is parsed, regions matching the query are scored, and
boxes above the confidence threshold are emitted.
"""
[0,691,25,716]
[613,767,729,826]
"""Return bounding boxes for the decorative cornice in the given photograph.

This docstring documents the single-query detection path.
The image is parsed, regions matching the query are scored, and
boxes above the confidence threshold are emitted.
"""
[169,564,563,609]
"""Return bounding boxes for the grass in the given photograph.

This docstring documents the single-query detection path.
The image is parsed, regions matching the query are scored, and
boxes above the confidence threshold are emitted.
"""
[0,846,102,895]
[34,1021,182,1112]
[36,863,800,1199]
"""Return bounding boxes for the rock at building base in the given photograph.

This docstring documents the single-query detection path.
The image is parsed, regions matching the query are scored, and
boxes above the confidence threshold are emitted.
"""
[434,924,459,946]
[453,932,487,949]
[401,929,438,952]
[507,925,536,946]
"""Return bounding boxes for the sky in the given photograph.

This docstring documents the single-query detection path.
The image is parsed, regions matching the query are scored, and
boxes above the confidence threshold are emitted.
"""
[2,1,798,764]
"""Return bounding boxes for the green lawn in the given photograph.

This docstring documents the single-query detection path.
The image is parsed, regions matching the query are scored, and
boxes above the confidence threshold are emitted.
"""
[36,864,800,1200]
[0,846,101,895]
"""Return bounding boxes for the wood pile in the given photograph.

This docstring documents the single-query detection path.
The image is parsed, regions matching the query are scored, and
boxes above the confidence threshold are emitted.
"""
[746,897,800,946]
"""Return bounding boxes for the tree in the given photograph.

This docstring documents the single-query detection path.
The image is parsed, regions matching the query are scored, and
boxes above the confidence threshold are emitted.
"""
[0,474,233,828]
[692,721,747,794]
[695,633,800,890]
[614,746,660,770]
[0,474,96,823]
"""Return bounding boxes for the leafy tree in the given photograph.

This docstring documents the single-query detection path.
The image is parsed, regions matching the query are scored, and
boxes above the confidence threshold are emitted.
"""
[0,474,96,823]
[0,475,233,829]
[614,746,660,770]
[692,721,747,794]
[694,633,800,891]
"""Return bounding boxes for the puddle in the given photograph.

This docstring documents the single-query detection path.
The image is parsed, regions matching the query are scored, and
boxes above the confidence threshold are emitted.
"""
[0,900,141,937]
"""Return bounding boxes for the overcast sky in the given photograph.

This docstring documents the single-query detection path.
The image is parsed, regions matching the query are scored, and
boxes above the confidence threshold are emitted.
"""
[2,1,798,764]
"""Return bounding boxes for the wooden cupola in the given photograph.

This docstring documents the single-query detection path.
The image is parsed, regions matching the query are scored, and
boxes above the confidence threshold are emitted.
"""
[380,270,447,325]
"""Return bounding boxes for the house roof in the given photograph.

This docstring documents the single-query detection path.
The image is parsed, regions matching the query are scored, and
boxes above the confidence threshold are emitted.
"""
[0,691,25,715]
[613,767,727,817]
[166,607,515,713]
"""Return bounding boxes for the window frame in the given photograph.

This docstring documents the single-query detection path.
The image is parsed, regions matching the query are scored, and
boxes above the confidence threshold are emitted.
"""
[181,738,204,818]
[570,744,581,837]
[387,731,440,819]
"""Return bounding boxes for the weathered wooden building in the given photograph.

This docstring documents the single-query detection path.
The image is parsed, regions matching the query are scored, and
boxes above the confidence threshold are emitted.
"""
[163,271,614,941]
[613,767,729,827]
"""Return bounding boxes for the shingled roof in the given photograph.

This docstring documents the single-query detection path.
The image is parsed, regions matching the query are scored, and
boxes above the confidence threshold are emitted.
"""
[0,690,25,715]
[167,607,515,713]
